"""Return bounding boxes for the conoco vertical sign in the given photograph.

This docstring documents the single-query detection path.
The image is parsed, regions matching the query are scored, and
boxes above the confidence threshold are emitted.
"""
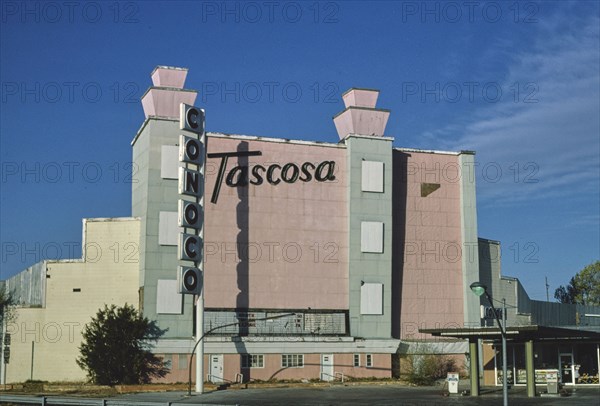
[177,104,205,295]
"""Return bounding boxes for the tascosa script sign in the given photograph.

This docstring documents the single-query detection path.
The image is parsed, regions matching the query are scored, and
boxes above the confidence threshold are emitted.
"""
[208,150,336,203]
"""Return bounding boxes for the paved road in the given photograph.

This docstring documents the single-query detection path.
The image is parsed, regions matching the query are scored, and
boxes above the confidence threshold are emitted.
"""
[114,384,600,405]
[3,385,600,405]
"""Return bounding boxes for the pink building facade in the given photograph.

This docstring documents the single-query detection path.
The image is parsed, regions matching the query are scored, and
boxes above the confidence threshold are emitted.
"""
[133,67,482,383]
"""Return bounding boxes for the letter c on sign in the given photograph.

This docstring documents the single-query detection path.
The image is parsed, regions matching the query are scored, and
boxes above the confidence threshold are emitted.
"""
[180,104,204,134]
[187,108,200,130]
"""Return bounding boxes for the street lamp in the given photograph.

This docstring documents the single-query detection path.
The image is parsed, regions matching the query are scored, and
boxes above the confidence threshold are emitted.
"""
[470,282,508,406]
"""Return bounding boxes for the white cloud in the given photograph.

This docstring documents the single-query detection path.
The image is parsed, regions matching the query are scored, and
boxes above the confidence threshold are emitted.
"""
[428,13,599,207]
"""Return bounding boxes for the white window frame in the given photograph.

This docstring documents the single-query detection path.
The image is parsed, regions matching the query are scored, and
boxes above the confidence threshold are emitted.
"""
[281,354,304,368]
[366,354,373,368]
[353,354,361,367]
[242,354,264,369]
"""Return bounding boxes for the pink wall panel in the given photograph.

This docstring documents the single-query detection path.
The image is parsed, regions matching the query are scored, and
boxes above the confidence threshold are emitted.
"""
[395,151,465,339]
[203,137,348,310]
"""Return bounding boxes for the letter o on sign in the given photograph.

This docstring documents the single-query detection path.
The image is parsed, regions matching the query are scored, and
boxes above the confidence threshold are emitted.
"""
[183,268,198,291]
[179,135,204,165]
[179,200,203,230]
[185,138,200,161]
[178,266,201,295]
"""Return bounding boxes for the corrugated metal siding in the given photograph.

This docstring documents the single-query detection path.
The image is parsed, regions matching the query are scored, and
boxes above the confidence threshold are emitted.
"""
[530,300,576,325]
[5,261,45,307]
[516,282,531,315]
[577,304,600,326]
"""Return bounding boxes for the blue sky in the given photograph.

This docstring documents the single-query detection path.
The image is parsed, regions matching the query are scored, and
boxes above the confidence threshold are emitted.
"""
[1,1,598,300]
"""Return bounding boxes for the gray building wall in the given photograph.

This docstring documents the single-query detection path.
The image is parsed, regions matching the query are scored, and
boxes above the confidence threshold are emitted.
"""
[345,135,393,338]
[5,261,46,308]
[459,152,481,327]
[132,118,195,339]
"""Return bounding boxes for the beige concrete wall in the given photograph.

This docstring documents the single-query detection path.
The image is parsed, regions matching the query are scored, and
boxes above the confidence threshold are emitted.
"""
[4,218,140,383]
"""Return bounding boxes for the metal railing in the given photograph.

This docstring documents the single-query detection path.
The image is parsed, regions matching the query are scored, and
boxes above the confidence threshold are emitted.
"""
[0,395,231,406]
[320,371,344,383]
[205,373,242,385]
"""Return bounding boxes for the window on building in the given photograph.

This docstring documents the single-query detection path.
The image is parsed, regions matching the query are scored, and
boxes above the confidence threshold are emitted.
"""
[353,354,360,367]
[282,354,304,368]
[237,312,257,328]
[242,354,264,368]
[162,354,172,369]
[178,354,188,370]
[366,354,373,368]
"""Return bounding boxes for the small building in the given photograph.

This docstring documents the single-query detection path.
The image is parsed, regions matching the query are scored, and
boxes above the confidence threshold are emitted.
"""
[1,218,140,383]
[421,238,600,395]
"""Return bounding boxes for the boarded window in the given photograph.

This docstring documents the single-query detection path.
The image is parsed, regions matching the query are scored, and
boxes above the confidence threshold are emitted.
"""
[156,279,182,314]
[161,145,179,179]
[361,283,383,315]
[158,211,179,246]
[361,161,384,192]
[361,221,384,253]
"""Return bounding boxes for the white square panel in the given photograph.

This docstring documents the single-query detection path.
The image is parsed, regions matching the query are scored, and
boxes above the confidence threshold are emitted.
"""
[360,283,383,315]
[361,161,384,193]
[161,145,179,179]
[361,221,384,253]
[159,211,179,246]
[156,279,182,314]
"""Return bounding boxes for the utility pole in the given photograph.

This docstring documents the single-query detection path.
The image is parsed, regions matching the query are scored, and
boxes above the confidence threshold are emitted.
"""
[545,276,550,302]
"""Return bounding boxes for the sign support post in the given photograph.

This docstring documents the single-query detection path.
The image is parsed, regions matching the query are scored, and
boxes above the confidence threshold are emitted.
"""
[196,294,203,393]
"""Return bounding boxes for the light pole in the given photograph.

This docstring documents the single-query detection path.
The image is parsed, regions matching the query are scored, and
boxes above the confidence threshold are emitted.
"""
[470,282,508,406]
